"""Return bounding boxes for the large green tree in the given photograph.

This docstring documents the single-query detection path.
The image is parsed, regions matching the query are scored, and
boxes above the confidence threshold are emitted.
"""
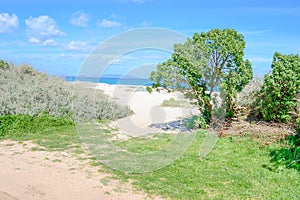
[149,28,253,124]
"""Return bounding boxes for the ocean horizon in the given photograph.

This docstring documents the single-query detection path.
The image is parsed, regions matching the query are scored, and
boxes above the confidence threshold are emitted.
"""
[64,76,153,86]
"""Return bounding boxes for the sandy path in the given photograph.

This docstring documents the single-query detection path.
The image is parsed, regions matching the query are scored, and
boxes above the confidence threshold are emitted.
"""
[0,140,161,200]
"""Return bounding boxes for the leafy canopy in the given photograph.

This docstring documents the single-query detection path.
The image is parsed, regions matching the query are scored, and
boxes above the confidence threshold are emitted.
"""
[149,28,253,125]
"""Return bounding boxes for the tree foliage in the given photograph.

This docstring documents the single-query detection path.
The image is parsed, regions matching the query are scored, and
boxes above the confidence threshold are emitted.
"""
[259,52,300,123]
[149,29,253,124]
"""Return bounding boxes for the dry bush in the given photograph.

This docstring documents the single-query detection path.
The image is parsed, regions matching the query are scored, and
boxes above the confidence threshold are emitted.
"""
[237,77,263,108]
[0,62,130,121]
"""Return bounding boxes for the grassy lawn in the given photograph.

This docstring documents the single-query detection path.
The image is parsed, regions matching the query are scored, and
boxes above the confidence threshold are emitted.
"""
[1,119,300,199]
[113,132,300,200]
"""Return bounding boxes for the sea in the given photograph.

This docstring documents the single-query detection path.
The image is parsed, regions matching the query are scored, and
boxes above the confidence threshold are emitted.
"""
[64,76,153,86]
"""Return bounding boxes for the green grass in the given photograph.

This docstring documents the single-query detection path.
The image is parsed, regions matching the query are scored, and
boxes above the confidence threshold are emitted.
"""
[112,134,175,153]
[1,115,300,199]
[161,98,181,107]
[112,132,300,199]
[0,114,81,151]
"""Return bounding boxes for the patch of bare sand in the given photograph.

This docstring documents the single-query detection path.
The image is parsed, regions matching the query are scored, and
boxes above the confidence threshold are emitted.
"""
[0,140,162,200]
[95,83,198,136]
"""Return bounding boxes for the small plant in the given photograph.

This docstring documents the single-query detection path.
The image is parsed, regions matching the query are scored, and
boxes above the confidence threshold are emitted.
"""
[185,115,209,129]
[161,97,181,107]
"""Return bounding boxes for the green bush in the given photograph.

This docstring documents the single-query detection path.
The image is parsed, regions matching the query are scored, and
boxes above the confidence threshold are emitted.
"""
[270,118,300,171]
[259,52,300,122]
[270,135,300,171]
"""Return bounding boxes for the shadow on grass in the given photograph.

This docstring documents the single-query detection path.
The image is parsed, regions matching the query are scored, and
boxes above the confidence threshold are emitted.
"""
[269,134,300,172]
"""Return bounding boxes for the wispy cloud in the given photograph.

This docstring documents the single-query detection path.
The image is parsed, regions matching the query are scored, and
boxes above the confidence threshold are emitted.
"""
[59,53,87,60]
[241,30,270,36]
[43,39,57,46]
[70,11,90,27]
[0,13,19,33]
[28,37,58,46]
[248,57,273,63]
[97,19,122,28]
[66,40,90,50]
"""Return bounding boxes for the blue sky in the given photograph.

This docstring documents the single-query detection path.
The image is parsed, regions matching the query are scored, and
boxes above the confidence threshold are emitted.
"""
[0,0,299,77]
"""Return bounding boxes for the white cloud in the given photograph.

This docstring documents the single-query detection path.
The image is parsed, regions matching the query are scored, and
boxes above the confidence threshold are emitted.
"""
[97,19,122,28]
[70,11,90,27]
[43,39,57,46]
[25,15,65,39]
[0,13,19,33]
[59,53,87,60]
[67,41,89,50]
[28,37,57,46]
[29,37,40,44]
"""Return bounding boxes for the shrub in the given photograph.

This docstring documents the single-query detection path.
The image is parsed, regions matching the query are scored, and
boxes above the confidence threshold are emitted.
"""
[237,77,263,108]
[161,97,181,107]
[0,61,130,121]
[185,115,209,129]
[259,52,300,123]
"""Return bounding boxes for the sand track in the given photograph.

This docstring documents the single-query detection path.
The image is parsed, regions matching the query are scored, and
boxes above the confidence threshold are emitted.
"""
[0,140,161,200]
